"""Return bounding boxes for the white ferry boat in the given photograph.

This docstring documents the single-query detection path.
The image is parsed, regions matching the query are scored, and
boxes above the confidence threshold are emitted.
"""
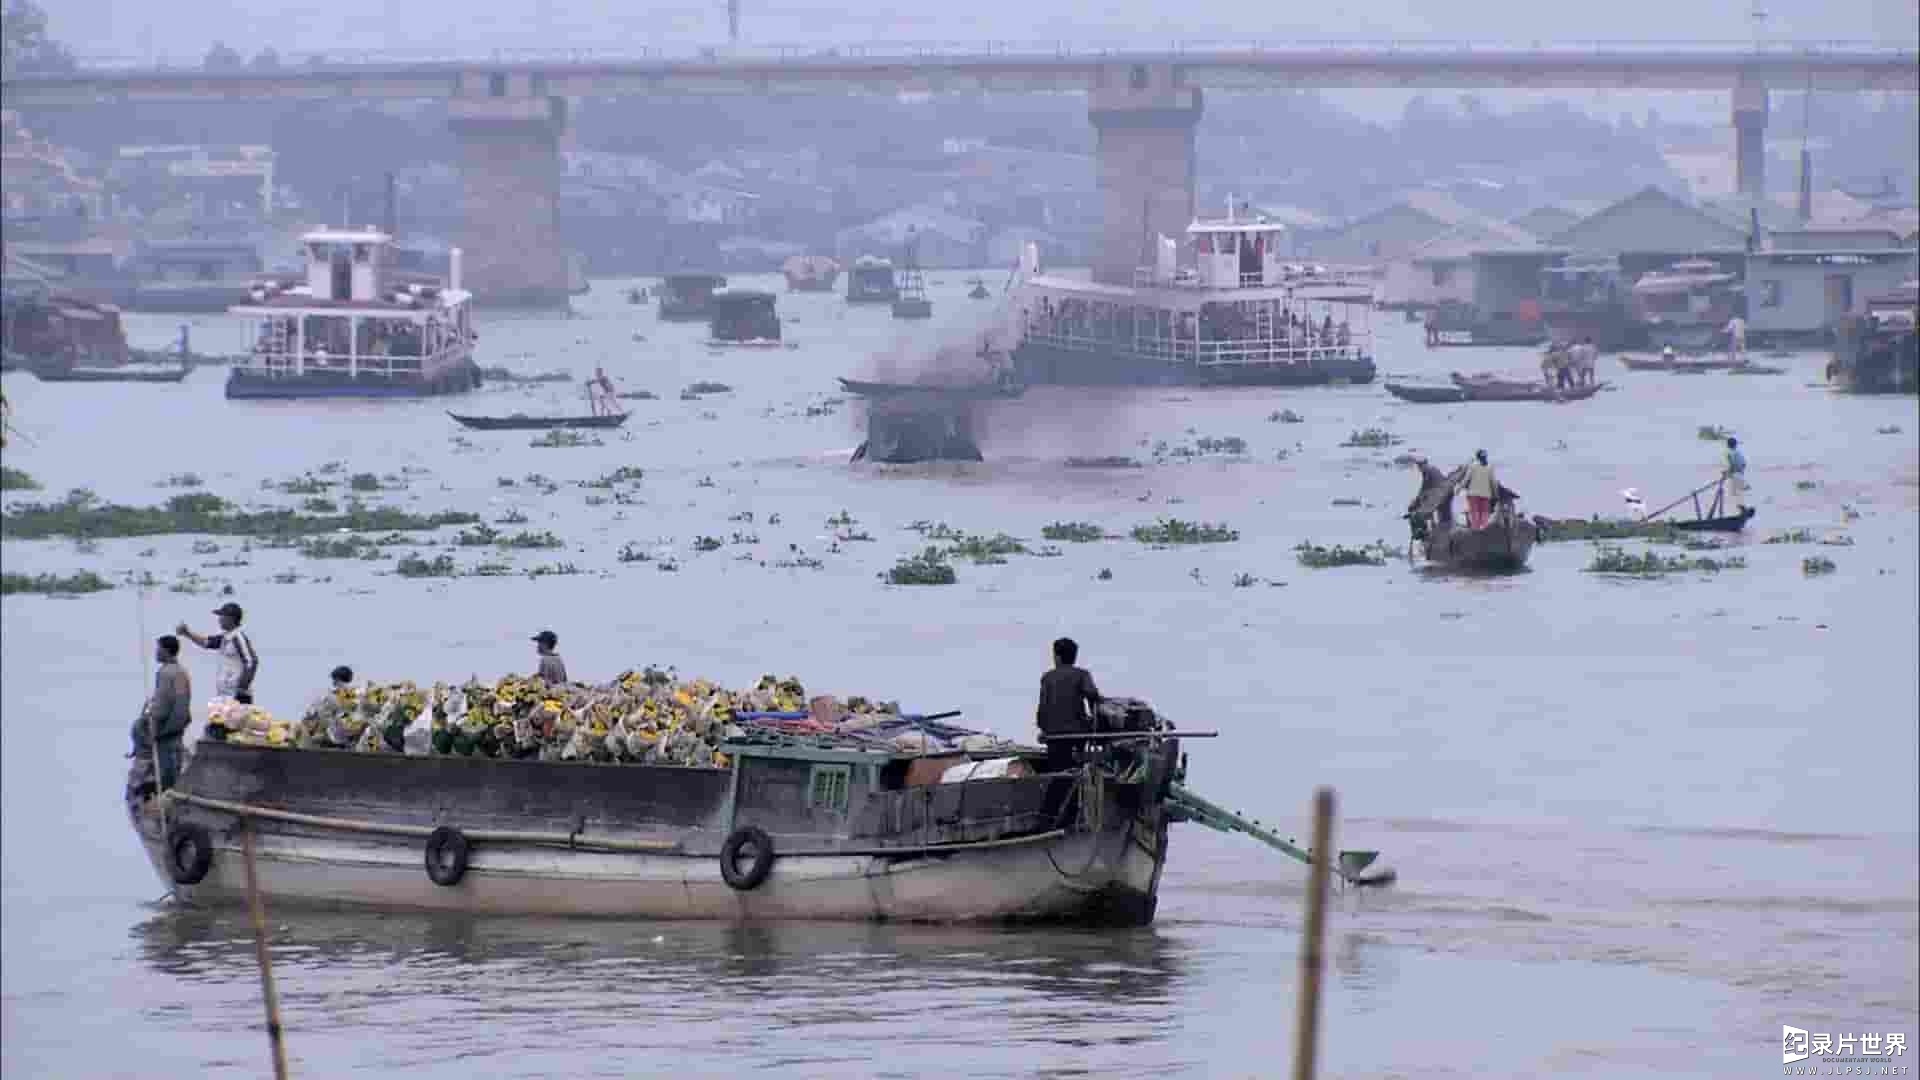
[1009,214,1377,387]
[224,227,481,400]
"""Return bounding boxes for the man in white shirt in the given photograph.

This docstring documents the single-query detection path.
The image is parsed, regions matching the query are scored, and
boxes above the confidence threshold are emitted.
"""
[178,601,261,704]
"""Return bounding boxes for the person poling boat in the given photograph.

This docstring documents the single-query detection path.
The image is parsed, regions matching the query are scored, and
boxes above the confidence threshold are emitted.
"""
[1723,436,1749,515]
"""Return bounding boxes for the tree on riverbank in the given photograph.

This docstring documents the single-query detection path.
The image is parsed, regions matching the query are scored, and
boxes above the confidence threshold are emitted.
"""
[2,0,75,77]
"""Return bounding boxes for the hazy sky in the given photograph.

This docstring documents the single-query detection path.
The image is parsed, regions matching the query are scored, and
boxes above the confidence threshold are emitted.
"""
[46,0,1920,66]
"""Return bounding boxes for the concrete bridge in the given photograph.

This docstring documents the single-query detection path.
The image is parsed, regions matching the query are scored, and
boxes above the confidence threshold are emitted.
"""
[7,41,1915,302]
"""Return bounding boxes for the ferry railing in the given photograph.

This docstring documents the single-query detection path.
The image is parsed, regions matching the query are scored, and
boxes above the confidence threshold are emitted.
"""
[1023,323,1371,369]
[233,343,467,378]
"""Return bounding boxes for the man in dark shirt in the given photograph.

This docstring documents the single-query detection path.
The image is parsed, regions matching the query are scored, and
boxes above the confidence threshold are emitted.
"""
[532,630,569,685]
[1037,637,1101,772]
[129,635,194,797]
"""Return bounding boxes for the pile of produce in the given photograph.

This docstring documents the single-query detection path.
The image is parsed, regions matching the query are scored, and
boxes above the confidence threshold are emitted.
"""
[216,668,1015,765]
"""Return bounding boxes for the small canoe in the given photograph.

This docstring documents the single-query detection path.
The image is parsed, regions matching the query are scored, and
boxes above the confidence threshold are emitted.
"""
[1447,374,1604,402]
[838,377,1025,400]
[1669,506,1756,533]
[1621,355,1748,372]
[447,411,630,431]
[34,365,192,384]
[1385,382,1468,404]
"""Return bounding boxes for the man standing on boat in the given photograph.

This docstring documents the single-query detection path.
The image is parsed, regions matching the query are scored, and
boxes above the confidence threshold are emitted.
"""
[1406,455,1457,535]
[130,634,194,795]
[1723,437,1749,514]
[1037,638,1102,773]
[177,602,259,705]
[1463,451,1498,530]
[533,630,569,685]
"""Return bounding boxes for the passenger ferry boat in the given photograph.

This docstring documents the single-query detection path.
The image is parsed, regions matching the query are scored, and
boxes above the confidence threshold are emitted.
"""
[1009,215,1377,387]
[1629,258,1744,351]
[223,228,480,400]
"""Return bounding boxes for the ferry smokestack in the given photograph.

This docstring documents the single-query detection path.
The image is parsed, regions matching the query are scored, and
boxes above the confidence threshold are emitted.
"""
[1797,148,1813,224]
[450,248,463,294]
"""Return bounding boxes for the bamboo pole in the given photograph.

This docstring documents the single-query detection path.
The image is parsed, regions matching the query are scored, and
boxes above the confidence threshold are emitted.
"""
[1291,786,1335,1080]
[242,821,290,1080]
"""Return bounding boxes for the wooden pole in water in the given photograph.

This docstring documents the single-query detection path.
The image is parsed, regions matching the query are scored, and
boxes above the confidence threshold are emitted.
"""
[1291,786,1335,1080]
[242,821,290,1080]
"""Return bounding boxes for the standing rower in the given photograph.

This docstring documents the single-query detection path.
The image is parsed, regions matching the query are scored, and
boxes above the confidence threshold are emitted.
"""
[1037,637,1102,773]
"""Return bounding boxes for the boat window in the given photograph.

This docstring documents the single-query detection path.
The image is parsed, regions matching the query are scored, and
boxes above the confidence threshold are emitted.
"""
[1219,232,1238,255]
[807,764,851,813]
[1758,280,1784,308]
[353,244,371,264]
[1194,233,1213,255]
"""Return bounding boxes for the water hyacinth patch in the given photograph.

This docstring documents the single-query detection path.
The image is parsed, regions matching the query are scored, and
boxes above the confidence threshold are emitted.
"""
[1802,556,1837,576]
[581,466,645,489]
[1131,518,1239,545]
[529,430,602,449]
[0,570,113,595]
[1697,425,1733,441]
[0,466,40,491]
[1586,546,1746,575]
[886,548,957,585]
[1293,541,1393,568]
[395,554,459,578]
[1341,428,1402,449]
[1042,522,1106,543]
[0,489,478,541]
[1764,528,1815,545]
[1268,409,1305,424]
[1533,516,1684,543]
[941,532,1027,564]
[684,381,733,396]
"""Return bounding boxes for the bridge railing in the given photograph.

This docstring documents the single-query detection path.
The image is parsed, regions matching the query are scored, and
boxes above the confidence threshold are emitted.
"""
[39,37,1920,77]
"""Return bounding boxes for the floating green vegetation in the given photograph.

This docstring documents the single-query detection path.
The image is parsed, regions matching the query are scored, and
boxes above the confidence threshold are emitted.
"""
[907,520,964,541]
[1096,568,1114,581]
[885,548,957,585]
[347,472,386,493]
[1231,572,1259,588]
[0,570,114,595]
[1697,424,1733,441]
[617,542,652,563]
[1131,518,1239,545]
[1267,409,1305,424]
[1876,425,1903,435]
[0,466,39,491]
[455,524,563,549]
[826,510,857,527]
[395,553,459,579]
[1794,479,1819,492]
[530,430,603,449]
[190,539,221,555]
[301,497,338,514]
[684,381,733,396]
[496,508,529,525]
[0,490,479,541]
[1764,528,1815,545]
[1064,456,1142,469]
[581,466,645,489]
[527,562,584,578]
[479,366,570,384]
[1802,555,1837,576]
[617,389,658,401]
[1294,541,1393,568]
[157,472,203,488]
[1340,428,1402,449]
[693,535,723,552]
[298,535,388,560]
[269,473,333,495]
[942,532,1027,564]
[1533,516,1684,543]
[1193,435,1248,455]
[1586,545,1746,575]
[1042,521,1106,543]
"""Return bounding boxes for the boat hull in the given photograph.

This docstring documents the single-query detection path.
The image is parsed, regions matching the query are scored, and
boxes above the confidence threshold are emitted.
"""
[1421,515,1536,571]
[1385,382,1468,403]
[33,366,191,384]
[226,364,482,400]
[132,740,1170,925]
[448,411,629,431]
[839,377,1025,401]
[1670,507,1756,532]
[1013,342,1376,388]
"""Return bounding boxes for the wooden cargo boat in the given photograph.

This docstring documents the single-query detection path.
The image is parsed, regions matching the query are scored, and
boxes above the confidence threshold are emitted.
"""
[33,362,191,384]
[129,702,1389,924]
[1447,373,1604,402]
[1417,514,1536,570]
[1620,354,1750,372]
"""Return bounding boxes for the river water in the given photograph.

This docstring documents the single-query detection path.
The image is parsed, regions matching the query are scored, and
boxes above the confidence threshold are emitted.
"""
[3,275,1916,1078]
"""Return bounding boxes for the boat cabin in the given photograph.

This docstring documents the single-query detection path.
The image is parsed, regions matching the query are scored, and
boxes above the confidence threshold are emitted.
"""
[708,289,781,343]
[659,273,727,321]
[1174,219,1292,289]
[225,227,474,384]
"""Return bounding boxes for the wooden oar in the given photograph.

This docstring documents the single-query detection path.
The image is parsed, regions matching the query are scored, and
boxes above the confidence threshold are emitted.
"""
[1639,478,1722,522]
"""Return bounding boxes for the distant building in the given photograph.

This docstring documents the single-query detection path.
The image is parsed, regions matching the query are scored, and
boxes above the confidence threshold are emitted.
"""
[1312,190,1487,265]
[1379,218,1548,310]
[110,143,276,221]
[1746,229,1918,345]
[1549,186,1750,280]
[835,206,988,268]
[0,111,106,223]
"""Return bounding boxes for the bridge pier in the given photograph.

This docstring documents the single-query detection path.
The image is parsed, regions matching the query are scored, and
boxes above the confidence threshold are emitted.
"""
[1733,77,1769,202]
[1088,64,1203,286]
[447,77,569,307]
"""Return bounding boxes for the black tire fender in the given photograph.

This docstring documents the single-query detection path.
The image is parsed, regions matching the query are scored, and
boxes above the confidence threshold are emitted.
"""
[425,826,470,887]
[168,824,214,885]
[719,826,775,891]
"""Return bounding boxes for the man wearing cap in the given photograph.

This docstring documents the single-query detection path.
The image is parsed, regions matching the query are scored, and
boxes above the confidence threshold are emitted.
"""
[532,630,569,685]
[177,602,260,705]
[128,634,194,798]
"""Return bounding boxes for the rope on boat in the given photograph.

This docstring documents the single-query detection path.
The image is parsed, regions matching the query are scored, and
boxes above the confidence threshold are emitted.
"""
[165,791,1067,860]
